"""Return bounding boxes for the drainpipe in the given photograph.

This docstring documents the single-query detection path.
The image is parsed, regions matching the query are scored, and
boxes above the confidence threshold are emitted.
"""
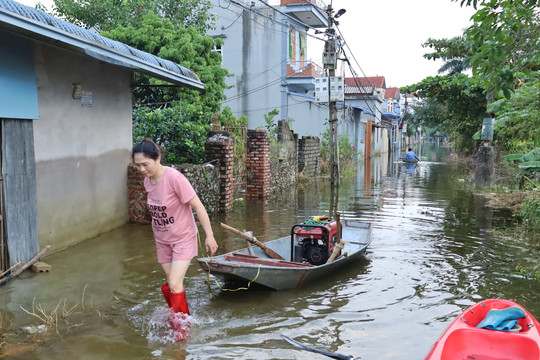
[281,18,289,121]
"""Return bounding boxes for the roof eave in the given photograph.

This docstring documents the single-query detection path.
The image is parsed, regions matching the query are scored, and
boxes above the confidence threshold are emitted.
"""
[0,7,204,90]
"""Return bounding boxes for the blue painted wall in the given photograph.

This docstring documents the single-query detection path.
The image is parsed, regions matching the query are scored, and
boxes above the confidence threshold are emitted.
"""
[0,31,39,119]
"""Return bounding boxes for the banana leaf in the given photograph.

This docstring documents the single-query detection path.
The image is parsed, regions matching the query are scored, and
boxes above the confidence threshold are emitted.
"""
[504,154,524,161]
[518,161,540,169]
[522,149,540,163]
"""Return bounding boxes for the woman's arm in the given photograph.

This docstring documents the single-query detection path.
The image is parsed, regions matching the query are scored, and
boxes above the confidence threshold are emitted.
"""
[189,195,218,256]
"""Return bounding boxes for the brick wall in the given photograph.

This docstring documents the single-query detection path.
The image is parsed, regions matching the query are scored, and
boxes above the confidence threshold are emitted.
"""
[246,130,270,199]
[205,131,235,212]
[128,164,151,224]
[298,136,321,176]
[127,163,220,223]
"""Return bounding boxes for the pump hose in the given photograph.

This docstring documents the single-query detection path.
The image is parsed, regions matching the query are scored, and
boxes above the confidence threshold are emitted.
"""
[197,231,261,292]
[302,216,335,231]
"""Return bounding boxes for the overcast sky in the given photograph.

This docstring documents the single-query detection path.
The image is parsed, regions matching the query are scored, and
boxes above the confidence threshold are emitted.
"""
[16,0,477,88]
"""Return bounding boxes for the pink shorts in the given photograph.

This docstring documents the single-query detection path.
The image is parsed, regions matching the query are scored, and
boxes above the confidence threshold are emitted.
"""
[155,235,198,263]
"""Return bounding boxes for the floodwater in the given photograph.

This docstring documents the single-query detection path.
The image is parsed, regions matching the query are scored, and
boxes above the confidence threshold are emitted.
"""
[1,143,539,359]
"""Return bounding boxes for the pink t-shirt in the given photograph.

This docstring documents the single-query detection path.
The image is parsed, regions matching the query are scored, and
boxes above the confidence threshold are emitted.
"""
[144,167,198,245]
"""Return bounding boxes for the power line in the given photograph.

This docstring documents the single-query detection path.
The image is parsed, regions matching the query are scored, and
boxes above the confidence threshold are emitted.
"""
[335,24,384,116]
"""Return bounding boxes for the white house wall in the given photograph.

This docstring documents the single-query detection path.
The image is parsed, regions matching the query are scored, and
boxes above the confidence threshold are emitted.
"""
[287,94,328,137]
[32,43,132,251]
[210,3,283,129]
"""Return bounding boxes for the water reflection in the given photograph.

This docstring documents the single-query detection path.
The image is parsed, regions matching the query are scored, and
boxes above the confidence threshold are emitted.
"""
[1,143,538,360]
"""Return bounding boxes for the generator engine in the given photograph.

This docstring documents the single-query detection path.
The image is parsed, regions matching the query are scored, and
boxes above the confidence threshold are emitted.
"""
[292,218,338,265]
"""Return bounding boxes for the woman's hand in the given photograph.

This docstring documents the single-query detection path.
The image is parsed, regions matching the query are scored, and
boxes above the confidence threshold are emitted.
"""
[205,236,218,256]
[189,195,218,256]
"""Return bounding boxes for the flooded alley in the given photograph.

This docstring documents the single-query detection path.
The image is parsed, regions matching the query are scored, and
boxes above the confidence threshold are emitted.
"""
[1,143,539,359]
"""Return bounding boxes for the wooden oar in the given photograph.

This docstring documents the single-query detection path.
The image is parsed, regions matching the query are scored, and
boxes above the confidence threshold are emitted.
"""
[220,223,285,260]
[281,335,356,360]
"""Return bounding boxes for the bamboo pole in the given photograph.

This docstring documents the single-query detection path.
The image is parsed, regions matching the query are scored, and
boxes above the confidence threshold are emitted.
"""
[220,223,284,260]
[0,245,51,286]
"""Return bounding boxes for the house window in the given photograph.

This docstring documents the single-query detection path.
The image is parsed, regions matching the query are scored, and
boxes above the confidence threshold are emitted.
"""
[387,102,393,112]
[213,44,223,55]
[299,32,306,62]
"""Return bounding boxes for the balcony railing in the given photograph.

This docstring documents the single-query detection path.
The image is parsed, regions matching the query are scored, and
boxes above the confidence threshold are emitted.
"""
[287,60,324,78]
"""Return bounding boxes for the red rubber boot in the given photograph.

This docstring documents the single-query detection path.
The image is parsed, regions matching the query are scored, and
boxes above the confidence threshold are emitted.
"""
[169,290,190,340]
[170,290,190,315]
[160,283,171,307]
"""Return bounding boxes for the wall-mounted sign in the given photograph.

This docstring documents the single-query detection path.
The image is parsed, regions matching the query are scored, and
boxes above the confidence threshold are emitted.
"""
[81,90,92,107]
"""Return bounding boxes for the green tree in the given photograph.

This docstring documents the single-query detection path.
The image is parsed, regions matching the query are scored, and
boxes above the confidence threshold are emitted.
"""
[489,77,540,152]
[402,74,487,153]
[456,0,540,98]
[406,99,447,139]
[423,36,472,75]
[52,0,214,32]
[104,12,229,163]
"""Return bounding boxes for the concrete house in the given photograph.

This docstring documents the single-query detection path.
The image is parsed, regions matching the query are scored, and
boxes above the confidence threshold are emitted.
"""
[209,0,375,143]
[382,87,402,155]
[209,0,325,135]
[208,0,386,168]
[0,0,203,271]
[344,76,389,156]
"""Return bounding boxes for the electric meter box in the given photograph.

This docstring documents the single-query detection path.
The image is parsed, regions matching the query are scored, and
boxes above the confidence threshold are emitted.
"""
[314,76,344,103]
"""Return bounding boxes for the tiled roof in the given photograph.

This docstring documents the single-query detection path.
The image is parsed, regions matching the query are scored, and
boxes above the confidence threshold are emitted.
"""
[385,87,399,99]
[345,76,386,89]
[0,0,203,89]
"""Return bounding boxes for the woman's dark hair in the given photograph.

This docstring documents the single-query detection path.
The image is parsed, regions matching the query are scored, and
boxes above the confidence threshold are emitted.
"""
[408,147,412,151]
[132,138,161,161]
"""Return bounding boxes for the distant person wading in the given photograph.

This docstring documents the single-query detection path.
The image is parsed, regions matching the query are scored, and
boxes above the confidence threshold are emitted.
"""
[401,147,420,162]
[132,138,218,340]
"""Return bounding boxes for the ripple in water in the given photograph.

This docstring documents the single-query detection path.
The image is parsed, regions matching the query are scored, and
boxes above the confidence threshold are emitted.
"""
[126,301,195,344]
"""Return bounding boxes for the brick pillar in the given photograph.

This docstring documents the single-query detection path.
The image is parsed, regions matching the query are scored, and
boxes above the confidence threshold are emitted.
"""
[298,136,320,175]
[128,164,151,224]
[365,119,372,161]
[205,131,234,212]
[246,129,270,199]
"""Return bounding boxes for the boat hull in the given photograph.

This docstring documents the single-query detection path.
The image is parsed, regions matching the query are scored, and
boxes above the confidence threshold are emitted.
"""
[425,299,540,360]
[198,220,371,290]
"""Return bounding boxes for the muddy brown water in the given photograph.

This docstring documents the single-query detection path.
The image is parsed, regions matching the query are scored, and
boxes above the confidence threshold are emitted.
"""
[1,143,539,359]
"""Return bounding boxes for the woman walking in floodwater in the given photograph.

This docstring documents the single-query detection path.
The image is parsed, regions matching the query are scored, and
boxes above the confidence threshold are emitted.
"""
[132,138,218,339]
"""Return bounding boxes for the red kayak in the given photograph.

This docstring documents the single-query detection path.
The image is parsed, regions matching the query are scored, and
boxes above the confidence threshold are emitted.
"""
[425,299,540,360]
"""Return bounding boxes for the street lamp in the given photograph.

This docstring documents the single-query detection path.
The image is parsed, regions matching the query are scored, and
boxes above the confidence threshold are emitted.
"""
[335,9,346,18]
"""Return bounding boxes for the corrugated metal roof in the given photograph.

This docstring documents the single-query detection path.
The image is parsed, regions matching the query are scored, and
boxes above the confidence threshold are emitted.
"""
[0,0,204,89]
[287,91,374,116]
[344,85,376,96]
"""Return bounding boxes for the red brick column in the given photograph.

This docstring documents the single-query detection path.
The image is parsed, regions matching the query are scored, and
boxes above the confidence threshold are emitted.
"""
[246,130,270,199]
[365,119,372,161]
[205,131,234,212]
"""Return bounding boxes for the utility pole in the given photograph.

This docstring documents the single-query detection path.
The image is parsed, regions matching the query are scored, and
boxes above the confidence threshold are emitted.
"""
[324,3,339,188]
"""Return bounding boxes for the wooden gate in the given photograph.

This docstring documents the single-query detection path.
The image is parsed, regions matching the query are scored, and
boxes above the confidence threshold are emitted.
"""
[1,119,40,270]
[0,150,5,273]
